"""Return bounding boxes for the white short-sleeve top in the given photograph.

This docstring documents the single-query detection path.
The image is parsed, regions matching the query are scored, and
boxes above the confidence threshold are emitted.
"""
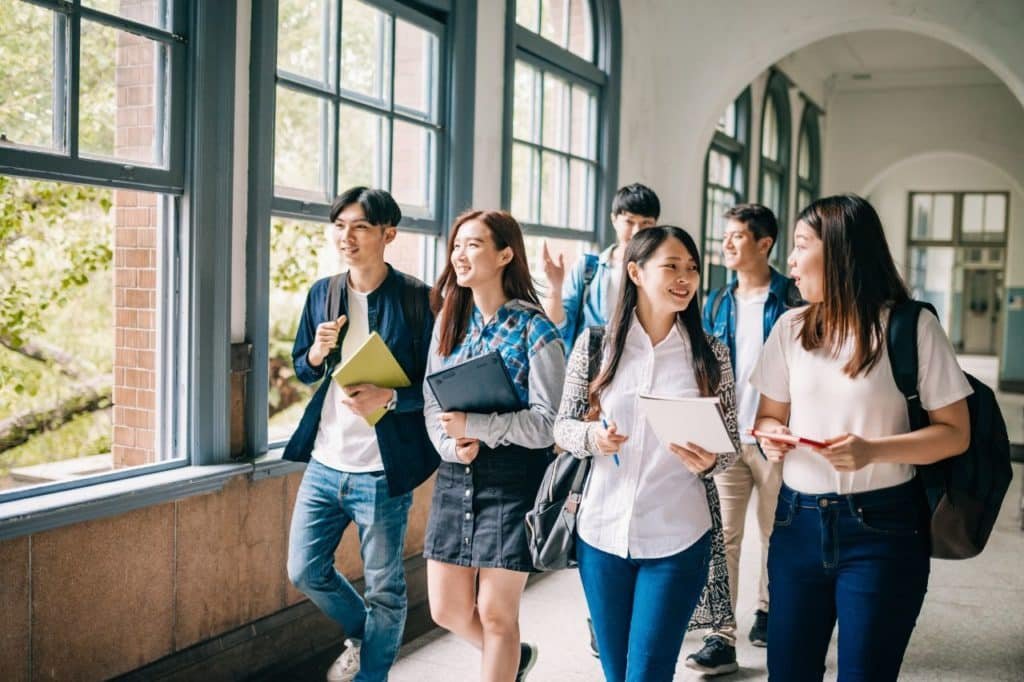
[750,306,972,495]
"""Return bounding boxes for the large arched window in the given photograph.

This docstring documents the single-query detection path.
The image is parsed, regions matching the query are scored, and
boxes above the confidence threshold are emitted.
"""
[796,102,821,212]
[759,71,791,269]
[505,0,620,271]
[701,88,751,291]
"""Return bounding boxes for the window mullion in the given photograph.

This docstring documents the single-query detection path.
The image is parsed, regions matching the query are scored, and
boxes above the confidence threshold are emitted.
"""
[331,0,344,196]
[67,2,81,159]
[386,9,397,193]
[52,8,69,152]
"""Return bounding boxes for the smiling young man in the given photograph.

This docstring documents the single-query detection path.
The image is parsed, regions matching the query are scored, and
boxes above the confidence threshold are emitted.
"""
[283,187,437,682]
[685,203,801,676]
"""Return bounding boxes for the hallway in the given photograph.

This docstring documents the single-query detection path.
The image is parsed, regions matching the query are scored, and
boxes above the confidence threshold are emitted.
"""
[387,463,1024,681]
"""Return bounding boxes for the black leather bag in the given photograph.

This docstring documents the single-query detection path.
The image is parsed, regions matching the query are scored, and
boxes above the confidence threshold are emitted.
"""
[526,327,604,571]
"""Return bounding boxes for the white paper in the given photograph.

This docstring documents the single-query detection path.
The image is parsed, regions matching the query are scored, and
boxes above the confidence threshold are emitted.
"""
[637,394,735,453]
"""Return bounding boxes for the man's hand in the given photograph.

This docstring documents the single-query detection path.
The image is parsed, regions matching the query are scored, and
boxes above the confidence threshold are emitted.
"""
[541,241,566,294]
[455,438,479,464]
[340,383,393,418]
[669,442,717,475]
[440,412,468,439]
[817,433,875,472]
[307,315,348,367]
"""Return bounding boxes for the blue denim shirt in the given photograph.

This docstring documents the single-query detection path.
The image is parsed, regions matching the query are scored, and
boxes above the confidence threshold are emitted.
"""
[702,267,799,368]
[282,266,439,497]
[558,244,616,354]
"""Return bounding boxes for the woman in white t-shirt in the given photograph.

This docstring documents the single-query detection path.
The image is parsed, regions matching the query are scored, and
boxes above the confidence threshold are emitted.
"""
[751,194,971,682]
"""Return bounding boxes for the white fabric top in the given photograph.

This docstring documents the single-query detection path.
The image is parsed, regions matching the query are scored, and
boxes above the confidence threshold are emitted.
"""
[577,315,712,559]
[734,290,768,443]
[311,288,384,472]
[750,307,972,494]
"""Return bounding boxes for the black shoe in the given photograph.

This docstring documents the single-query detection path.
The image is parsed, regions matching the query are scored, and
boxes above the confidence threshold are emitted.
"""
[684,636,738,676]
[516,642,538,681]
[749,609,768,647]
[586,617,599,658]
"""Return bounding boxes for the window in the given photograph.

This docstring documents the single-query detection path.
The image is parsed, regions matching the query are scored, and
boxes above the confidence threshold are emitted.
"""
[263,0,451,446]
[906,191,1009,354]
[759,72,791,270]
[701,89,751,291]
[505,0,618,246]
[0,0,187,500]
[796,103,820,212]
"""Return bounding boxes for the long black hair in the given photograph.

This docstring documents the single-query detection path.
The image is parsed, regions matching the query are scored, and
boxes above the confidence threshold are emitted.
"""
[588,226,721,418]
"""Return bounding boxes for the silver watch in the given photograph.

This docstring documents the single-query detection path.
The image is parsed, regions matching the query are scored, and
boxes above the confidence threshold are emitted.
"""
[385,390,398,411]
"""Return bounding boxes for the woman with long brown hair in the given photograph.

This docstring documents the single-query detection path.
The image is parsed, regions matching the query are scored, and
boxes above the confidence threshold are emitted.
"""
[553,225,740,682]
[422,210,564,682]
[752,194,972,681]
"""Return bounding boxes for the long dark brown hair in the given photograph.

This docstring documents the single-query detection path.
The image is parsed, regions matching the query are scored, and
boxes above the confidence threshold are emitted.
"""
[431,210,539,357]
[795,194,910,377]
[587,226,721,419]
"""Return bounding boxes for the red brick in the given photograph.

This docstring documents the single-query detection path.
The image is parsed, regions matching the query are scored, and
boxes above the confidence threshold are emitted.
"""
[114,426,135,447]
[125,289,150,309]
[137,229,157,248]
[113,386,137,407]
[137,390,156,410]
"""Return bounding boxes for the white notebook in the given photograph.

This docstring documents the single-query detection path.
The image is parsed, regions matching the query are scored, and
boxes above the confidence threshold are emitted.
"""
[637,394,736,454]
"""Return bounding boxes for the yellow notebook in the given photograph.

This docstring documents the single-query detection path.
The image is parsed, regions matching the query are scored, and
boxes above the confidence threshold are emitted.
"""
[331,332,411,426]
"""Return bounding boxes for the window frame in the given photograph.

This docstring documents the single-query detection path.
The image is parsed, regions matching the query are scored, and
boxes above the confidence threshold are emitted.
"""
[759,70,791,270]
[796,99,821,211]
[501,0,620,245]
[700,87,751,292]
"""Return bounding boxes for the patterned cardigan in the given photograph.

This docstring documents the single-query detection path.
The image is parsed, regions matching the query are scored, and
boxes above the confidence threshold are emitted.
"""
[553,325,741,633]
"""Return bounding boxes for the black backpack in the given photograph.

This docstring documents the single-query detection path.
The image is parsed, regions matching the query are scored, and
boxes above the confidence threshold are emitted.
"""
[887,300,1013,559]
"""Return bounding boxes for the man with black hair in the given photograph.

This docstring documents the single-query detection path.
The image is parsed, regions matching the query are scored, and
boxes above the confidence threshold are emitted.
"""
[685,203,801,676]
[541,183,661,355]
[284,187,438,682]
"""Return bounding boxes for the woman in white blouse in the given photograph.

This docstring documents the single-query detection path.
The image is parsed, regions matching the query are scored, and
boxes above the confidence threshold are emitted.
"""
[752,194,971,681]
[554,226,740,682]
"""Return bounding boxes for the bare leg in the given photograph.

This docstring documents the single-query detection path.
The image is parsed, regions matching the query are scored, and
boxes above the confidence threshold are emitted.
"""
[426,560,484,649]
[477,567,530,682]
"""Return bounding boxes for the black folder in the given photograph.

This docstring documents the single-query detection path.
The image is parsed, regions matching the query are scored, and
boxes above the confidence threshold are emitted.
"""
[426,351,523,413]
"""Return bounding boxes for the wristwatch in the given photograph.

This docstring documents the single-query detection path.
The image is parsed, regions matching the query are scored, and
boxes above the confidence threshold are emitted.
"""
[385,390,398,412]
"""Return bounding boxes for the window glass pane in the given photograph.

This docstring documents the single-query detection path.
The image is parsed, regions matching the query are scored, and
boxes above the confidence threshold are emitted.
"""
[932,194,954,240]
[716,102,736,138]
[515,0,540,33]
[268,223,435,444]
[908,246,960,343]
[1,177,176,494]
[570,85,596,159]
[511,143,539,224]
[540,152,568,227]
[523,235,591,297]
[962,194,983,236]
[568,159,593,231]
[391,120,434,219]
[394,19,438,120]
[761,99,778,160]
[277,0,337,85]
[761,171,780,217]
[274,86,330,201]
[0,2,58,151]
[984,194,1006,236]
[911,194,932,240]
[798,129,810,179]
[80,21,166,165]
[337,104,389,195]
[83,0,169,31]
[707,149,733,188]
[512,61,539,143]
[542,73,570,152]
[797,188,812,213]
[540,0,568,49]
[340,0,392,102]
[567,0,594,61]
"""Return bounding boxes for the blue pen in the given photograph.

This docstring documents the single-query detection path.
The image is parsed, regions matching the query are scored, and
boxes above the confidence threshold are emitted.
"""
[601,418,621,466]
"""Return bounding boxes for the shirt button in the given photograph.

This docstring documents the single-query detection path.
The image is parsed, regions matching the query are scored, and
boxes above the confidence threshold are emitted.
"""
[464,537,470,544]
[465,512,472,520]
[464,489,471,497]
[465,466,471,474]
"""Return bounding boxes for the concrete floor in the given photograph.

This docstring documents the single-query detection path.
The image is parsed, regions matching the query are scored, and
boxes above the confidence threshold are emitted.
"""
[387,462,1023,681]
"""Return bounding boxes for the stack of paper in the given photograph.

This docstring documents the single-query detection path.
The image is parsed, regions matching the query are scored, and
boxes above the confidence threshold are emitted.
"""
[637,394,735,453]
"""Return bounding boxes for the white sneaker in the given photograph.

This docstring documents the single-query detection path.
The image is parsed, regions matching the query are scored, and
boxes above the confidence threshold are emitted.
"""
[326,639,361,682]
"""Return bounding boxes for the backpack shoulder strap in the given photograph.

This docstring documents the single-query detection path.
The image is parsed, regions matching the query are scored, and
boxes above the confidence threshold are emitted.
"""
[324,273,345,322]
[574,254,601,337]
[784,278,803,308]
[708,287,724,322]
[887,300,929,430]
[397,273,429,377]
[586,325,604,382]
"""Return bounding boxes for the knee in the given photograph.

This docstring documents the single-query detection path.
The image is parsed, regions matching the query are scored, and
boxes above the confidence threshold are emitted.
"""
[429,599,474,632]
[477,601,518,637]
[364,573,406,612]
[288,558,327,594]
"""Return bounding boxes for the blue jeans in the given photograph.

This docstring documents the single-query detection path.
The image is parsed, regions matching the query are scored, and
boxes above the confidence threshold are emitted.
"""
[578,533,711,682]
[287,458,413,682]
[767,480,930,682]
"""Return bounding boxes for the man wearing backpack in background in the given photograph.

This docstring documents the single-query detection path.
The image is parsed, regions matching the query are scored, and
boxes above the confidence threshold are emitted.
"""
[284,187,437,682]
[685,203,801,676]
[540,182,660,658]
[541,183,661,356]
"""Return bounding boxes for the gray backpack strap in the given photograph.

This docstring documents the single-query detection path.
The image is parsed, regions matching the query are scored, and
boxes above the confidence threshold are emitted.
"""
[398,274,428,378]
[323,274,345,367]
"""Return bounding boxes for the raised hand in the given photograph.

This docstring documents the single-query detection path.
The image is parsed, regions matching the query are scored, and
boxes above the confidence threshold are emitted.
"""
[307,315,347,367]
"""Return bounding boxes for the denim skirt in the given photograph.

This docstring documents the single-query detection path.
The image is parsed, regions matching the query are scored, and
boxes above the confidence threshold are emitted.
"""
[424,444,552,573]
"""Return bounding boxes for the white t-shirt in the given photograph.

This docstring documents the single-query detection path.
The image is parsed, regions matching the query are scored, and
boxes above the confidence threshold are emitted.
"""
[750,307,972,494]
[311,288,385,472]
[577,315,712,559]
[734,290,768,443]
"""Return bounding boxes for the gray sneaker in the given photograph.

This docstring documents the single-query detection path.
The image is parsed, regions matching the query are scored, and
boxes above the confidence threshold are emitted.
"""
[326,639,361,682]
[516,642,538,681]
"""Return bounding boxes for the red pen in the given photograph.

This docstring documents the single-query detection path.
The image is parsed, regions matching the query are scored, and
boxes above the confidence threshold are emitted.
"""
[749,429,829,449]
